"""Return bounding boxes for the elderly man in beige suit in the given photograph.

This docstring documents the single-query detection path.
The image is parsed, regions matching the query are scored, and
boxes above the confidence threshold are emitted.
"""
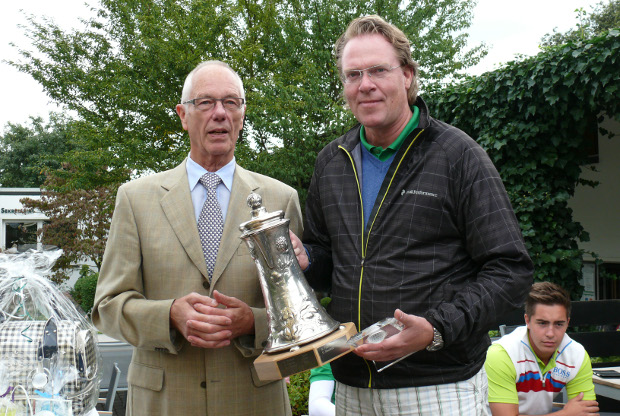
[93,60,301,415]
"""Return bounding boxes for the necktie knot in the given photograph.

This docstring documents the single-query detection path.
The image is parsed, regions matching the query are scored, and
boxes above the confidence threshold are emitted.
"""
[200,172,221,190]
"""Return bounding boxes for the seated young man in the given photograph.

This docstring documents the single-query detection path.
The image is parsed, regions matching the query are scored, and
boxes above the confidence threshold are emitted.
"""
[485,281,599,415]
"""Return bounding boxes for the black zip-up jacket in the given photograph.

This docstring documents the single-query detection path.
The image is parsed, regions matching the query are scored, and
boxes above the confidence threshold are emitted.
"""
[302,97,533,389]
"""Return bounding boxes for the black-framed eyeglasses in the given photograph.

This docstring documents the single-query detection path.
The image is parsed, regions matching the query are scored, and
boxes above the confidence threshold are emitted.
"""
[341,64,403,84]
[182,96,245,111]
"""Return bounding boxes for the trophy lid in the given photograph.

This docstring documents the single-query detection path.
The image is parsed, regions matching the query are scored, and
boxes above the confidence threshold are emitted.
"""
[239,193,286,236]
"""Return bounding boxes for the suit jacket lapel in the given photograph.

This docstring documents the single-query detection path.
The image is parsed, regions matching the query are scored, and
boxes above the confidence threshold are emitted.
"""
[160,162,209,279]
[211,165,258,287]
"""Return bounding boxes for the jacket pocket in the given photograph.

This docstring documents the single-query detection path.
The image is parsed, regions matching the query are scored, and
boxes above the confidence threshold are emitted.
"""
[128,362,164,391]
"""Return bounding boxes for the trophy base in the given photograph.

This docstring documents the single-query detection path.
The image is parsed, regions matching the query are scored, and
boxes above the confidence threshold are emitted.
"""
[253,322,357,381]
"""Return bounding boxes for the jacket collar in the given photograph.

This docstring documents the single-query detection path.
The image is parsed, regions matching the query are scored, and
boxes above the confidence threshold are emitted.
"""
[158,161,262,288]
[338,96,431,152]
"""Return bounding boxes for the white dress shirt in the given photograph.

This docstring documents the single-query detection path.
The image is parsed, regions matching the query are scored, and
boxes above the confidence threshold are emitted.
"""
[186,155,236,222]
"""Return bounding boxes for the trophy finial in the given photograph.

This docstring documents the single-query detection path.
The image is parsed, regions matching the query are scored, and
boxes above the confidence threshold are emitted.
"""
[239,192,285,234]
[247,193,263,210]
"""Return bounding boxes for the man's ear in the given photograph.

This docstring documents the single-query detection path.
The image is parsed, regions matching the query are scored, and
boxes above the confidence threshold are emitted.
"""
[524,314,530,326]
[403,65,414,90]
[176,104,188,131]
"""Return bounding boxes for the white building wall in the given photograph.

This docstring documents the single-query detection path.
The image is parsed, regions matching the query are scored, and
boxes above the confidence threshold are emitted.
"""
[0,188,47,250]
[568,116,620,263]
[0,188,86,289]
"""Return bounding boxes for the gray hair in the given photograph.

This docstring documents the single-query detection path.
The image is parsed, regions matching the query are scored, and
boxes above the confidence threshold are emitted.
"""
[181,60,245,103]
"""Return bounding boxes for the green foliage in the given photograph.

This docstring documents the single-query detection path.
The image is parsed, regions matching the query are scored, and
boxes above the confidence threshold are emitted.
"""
[287,370,310,416]
[590,0,620,32]
[428,30,620,298]
[70,265,99,314]
[0,114,76,187]
[10,0,486,207]
[12,1,616,304]
[540,0,620,48]
[599,265,619,281]
[591,355,620,364]
[20,166,119,280]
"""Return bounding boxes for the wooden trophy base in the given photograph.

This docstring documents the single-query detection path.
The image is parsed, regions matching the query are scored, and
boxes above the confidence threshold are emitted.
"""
[253,322,357,381]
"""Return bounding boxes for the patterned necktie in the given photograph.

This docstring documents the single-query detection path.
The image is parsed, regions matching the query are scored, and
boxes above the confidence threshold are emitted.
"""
[198,173,224,281]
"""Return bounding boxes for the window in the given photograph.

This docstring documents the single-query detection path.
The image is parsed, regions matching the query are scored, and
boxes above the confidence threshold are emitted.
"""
[4,221,38,251]
[599,263,620,300]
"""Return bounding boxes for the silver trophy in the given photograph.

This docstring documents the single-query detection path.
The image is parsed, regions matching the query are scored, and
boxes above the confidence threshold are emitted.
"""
[239,193,355,380]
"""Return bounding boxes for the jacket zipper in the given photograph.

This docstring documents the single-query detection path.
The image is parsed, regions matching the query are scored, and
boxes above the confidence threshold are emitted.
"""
[337,129,424,388]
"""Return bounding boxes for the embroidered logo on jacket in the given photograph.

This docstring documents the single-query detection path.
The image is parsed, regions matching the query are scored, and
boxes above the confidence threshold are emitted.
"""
[400,189,438,198]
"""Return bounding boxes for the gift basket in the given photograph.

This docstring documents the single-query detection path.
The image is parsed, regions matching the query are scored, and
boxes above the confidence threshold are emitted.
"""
[0,249,102,416]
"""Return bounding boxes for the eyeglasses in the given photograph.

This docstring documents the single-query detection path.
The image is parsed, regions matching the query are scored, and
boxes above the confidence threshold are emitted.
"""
[341,64,403,84]
[182,96,245,111]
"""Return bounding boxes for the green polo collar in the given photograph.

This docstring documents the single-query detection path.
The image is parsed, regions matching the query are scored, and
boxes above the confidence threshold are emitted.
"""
[360,105,420,161]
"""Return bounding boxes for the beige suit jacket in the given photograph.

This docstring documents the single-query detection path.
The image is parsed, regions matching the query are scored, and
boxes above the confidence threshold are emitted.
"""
[93,161,302,416]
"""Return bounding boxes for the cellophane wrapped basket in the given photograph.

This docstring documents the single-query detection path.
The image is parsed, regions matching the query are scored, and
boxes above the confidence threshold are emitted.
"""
[0,249,102,416]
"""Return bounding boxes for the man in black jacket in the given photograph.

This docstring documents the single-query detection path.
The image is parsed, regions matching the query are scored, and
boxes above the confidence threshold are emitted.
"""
[290,15,533,415]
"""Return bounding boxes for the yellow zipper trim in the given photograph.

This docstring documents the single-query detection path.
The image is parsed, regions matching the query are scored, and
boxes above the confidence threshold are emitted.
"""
[338,128,424,388]
[338,146,365,322]
[366,129,425,236]
[339,144,373,386]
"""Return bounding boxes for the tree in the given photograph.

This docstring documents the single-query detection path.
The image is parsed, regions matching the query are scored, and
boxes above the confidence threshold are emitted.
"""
[0,114,75,187]
[20,166,118,284]
[540,0,620,48]
[590,0,620,32]
[10,0,486,206]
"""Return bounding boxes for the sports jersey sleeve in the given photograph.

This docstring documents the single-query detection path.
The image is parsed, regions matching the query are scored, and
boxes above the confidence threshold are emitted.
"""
[485,343,519,404]
[565,351,596,401]
[310,363,335,383]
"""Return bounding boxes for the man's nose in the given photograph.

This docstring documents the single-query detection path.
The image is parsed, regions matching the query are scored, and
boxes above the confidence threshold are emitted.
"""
[211,101,227,118]
[358,71,376,90]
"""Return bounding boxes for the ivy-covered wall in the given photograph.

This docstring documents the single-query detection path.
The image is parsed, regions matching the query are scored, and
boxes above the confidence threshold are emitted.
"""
[427,30,620,298]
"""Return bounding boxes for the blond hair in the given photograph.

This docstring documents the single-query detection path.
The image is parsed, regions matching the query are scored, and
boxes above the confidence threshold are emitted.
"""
[334,15,419,105]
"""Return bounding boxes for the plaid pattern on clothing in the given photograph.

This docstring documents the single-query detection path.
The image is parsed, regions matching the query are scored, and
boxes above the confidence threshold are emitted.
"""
[335,366,489,416]
[303,96,533,388]
[0,319,99,415]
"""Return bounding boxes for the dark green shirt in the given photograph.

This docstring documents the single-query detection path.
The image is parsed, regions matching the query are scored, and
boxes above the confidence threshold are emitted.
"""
[359,105,420,161]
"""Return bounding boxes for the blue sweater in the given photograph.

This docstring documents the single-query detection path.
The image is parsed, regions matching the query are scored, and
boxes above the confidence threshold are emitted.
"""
[361,145,396,228]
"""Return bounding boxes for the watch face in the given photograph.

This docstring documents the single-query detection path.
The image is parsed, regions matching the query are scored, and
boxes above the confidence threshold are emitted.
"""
[426,328,443,351]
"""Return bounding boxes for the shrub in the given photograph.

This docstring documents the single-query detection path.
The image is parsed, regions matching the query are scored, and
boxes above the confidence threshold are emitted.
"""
[70,264,99,314]
[287,370,310,416]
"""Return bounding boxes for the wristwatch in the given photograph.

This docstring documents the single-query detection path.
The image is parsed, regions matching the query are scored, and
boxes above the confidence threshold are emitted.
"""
[425,327,444,352]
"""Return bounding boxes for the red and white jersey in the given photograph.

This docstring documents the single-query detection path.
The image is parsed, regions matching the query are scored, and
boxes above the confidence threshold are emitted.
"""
[495,326,586,415]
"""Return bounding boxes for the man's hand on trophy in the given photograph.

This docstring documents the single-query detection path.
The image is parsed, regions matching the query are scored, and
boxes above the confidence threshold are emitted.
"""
[289,230,309,270]
[352,309,434,362]
[170,292,233,349]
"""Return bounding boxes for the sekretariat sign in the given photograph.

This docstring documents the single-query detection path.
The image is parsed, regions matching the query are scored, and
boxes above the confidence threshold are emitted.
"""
[1,208,36,214]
